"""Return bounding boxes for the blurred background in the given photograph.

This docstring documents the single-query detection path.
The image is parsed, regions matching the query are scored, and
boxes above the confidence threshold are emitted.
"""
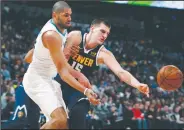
[1,1,184,129]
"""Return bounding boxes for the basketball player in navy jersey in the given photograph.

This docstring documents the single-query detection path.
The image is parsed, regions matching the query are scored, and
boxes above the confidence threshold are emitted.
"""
[55,18,150,129]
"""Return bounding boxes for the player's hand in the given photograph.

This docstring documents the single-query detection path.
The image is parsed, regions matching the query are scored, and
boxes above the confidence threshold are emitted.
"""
[63,44,80,59]
[85,89,100,105]
[70,44,80,57]
[78,73,92,89]
[136,83,150,97]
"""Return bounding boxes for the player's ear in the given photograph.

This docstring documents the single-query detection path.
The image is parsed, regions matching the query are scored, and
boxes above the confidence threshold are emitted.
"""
[90,26,94,32]
[52,12,57,19]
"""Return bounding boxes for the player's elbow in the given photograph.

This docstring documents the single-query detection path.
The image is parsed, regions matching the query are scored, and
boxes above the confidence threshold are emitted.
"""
[117,70,129,82]
[24,56,32,63]
[56,63,69,80]
[59,68,69,81]
[24,49,34,63]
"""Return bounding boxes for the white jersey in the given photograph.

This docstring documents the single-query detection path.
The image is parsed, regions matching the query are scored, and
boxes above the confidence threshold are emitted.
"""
[26,19,67,78]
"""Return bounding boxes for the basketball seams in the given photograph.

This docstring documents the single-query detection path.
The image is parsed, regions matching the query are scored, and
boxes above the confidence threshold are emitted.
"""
[158,72,165,86]
[165,78,183,80]
[163,66,176,79]
[163,80,182,90]
[158,67,167,86]
[165,70,183,80]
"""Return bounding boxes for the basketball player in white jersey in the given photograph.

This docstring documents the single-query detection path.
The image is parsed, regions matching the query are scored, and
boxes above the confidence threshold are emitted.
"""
[22,1,99,129]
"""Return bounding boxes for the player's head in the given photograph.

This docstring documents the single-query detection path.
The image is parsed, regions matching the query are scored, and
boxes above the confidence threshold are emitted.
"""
[89,18,111,45]
[52,1,72,29]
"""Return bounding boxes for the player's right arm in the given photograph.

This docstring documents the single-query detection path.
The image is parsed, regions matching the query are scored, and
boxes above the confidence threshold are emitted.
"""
[42,31,99,105]
[97,47,149,97]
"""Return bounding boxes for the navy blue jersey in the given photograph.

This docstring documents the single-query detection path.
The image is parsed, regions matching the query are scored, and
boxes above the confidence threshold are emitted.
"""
[55,32,103,110]
[68,33,103,77]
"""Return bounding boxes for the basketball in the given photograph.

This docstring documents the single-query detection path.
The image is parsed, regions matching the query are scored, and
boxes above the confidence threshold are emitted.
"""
[157,65,183,91]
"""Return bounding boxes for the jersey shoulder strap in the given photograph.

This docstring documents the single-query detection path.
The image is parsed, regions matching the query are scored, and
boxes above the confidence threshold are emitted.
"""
[79,31,85,49]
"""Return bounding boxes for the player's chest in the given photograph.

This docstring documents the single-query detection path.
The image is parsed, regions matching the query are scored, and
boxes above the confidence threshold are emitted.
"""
[70,50,97,67]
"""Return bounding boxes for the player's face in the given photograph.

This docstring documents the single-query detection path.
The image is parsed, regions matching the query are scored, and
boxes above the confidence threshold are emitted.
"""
[57,8,72,29]
[91,23,110,45]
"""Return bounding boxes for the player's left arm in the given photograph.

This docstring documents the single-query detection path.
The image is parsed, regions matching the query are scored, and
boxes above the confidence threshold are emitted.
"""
[24,48,34,63]
[97,47,149,96]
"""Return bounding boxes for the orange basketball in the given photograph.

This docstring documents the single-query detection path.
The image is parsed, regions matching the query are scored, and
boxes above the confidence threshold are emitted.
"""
[157,65,183,91]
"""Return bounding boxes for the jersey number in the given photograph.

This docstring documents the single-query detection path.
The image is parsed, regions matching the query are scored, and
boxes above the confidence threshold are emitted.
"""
[72,61,83,72]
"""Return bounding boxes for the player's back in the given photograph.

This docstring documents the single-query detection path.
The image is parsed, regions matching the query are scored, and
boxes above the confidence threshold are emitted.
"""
[27,19,67,78]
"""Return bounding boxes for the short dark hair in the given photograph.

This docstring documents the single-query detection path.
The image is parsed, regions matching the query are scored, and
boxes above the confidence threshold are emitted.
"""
[52,1,70,13]
[90,18,111,28]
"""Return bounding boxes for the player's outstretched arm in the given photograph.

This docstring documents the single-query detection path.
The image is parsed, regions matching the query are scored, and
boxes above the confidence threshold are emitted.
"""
[43,31,99,105]
[24,48,34,63]
[97,47,149,97]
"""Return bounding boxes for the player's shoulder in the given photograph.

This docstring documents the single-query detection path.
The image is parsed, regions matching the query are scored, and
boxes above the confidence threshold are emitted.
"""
[41,20,56,32]
[43,30,60,39]
[67,30,82,38]
[42,31,62,46]
[100,46,114,56]
[100,46,111,53]
[67,31,82,45]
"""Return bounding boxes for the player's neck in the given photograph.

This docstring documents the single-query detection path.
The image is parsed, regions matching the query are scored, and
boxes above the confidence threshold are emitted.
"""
[57,26,65,34]
[52,19,65,34]
[85,33,98,50]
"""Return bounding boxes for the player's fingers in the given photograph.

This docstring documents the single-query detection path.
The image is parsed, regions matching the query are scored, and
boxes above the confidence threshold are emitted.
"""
[90,91,96,98]
[93,93,98,98]
[72,44,80,48]
[94,99,101,105]
[140,86,146,92]
[87,84,92,89]
[90,98,100,105]
[65,48,71,54]
[71,48,79,53]
[71,50,79,56]
[71,45,80,51]
[143,88,149,97]
[71,45,79,52]
[143,85,149,94]
[142,85,149,92]
[139,85,149,96]
[146,92,149,97]
[89,98,95,105]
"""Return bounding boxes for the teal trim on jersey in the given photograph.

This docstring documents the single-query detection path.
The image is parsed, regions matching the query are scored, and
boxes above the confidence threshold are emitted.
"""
[50,19,67,37]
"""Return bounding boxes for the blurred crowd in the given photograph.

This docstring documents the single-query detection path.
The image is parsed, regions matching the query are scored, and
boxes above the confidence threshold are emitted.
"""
[1,2,184,129]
